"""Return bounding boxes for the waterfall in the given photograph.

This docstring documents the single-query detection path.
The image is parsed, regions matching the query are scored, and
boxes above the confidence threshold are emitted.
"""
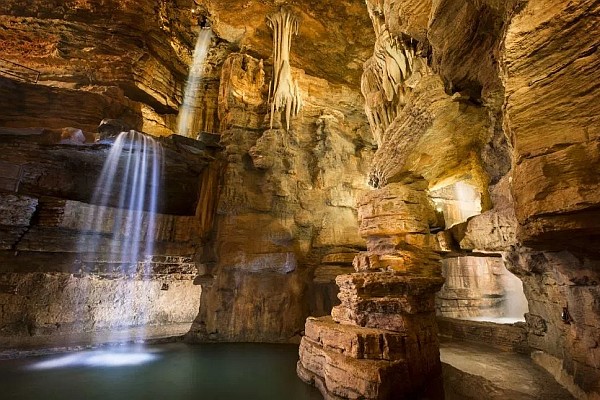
[176,29,213,137]
[76,130,163,343]
[501,267,529,320]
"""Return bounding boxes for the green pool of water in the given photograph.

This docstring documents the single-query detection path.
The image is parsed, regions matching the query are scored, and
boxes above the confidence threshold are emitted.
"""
[0,343,323,400]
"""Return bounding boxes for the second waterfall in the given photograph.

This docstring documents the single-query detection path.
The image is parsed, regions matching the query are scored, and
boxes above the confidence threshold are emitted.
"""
[177,29,213,137]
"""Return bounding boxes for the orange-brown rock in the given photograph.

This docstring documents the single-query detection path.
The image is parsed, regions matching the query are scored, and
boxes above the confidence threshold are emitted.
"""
[189,51,375,342]
[200,0,374,85]
[298,337,411,400]
[298,313,443,399]
[304,316,407,361]
[502,0,600,247]
[332,273,444,330]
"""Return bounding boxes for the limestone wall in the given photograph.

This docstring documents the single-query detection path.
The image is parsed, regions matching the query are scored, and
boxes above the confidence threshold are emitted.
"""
[356,0,600,397]
[188,53,374,342]
[0,130,219,349]
[0,0,225,135]
[0,268,201,349]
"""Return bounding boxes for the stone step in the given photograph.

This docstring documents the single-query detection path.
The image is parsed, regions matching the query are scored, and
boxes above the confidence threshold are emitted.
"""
[304,316,408,360]
[332,304,439,334]
[335,272,445,298]
[298,336,411,400]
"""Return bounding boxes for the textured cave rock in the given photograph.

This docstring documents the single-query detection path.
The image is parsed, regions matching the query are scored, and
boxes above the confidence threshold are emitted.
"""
[201,0,374,86]
[499,1,600,396]
[346,0,600,397]
[0,0,598,398]
[436,256,506,318]
[502,0,600,248]
[187,52,375,343]
[0,0,227,136]
[298,179,445,399]
[0,129,221,348]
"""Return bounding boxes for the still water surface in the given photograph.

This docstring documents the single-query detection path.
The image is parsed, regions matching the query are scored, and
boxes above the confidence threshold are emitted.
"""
[0,343,323,400]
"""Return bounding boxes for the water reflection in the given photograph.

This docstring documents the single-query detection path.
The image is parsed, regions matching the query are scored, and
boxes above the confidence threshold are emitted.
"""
[28,348,160,370]
[1,343,322,400]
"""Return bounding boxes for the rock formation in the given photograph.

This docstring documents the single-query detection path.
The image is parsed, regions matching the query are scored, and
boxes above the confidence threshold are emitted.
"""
[266,7,303,130]
[0,0,377,348]
[298,178,445,399]
[0,0,599,398]
[0,129,221,347]
[187,51,374,343]
[296,0,600,398]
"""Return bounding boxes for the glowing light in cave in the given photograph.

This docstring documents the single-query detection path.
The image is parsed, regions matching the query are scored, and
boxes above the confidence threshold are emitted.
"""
[431,181,482,228]
[27,348,160,370]
[176,29,213,137]
[77,131,163,344]
[453,181,481,222]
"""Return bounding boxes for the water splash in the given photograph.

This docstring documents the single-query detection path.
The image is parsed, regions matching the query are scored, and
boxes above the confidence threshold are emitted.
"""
[27,348,160,370]
[176,29,213,137]
[76,131,163,342]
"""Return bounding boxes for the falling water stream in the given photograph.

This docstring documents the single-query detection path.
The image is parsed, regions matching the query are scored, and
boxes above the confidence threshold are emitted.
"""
[77,130,163,346]
[176,29,213,137]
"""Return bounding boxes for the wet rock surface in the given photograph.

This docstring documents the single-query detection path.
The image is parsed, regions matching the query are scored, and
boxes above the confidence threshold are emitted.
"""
[0,128,220,349]
[441,338,575,400]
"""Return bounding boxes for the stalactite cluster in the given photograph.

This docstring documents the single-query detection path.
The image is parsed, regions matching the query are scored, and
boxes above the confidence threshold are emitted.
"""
[266,7,303,131]
[361,11,428,145]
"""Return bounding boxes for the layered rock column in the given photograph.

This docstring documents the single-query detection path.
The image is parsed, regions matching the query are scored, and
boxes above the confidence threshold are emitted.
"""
[298,178,444,399]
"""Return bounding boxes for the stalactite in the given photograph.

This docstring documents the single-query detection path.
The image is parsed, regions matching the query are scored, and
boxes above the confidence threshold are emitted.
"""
[266,7,302,131]
[361,9,430,144]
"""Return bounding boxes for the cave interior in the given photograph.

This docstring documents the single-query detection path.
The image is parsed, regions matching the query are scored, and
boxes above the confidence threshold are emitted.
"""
[0,0,599,399]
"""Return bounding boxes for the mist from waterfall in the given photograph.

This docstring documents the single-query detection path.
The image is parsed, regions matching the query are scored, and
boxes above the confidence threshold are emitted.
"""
[76,130,163,344]
[500,267,529,320]
[176,29,213,137]
[452,181,481,224]
[465,259,528,325]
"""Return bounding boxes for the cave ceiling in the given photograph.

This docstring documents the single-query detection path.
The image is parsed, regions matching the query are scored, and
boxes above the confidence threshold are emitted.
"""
[198,0,375,85]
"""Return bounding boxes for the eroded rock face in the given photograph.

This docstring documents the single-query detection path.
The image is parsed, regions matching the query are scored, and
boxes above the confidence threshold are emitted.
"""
[436,256,506,319]
[499,1,600,396]
[0,0,375,137]
[0,130,220,348]
[1,1,599,397]
[199,0,374,86]
[351,0,599,397]
[0,0,226,136]
[187,53,375,343]
[0,265,201,348]
[298,179,445,399]
[507,249,600,396]
[502,0,600,248]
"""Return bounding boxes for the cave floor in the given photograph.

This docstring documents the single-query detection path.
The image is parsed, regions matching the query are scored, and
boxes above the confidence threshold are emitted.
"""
[440,338,574,400]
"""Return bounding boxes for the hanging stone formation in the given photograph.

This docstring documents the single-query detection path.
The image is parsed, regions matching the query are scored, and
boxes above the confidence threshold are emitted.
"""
[266,7,303,131]
[361,8,428,148]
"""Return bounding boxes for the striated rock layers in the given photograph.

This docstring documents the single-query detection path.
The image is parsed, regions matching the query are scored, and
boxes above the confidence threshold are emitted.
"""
[501,1,600,397]
[0,129,222,348]
[0,0,225,136]
[0,1,377,347]
[298,0,599,398]
[353,0,600,398]
[187,52,374,343]
[298,179,445,399]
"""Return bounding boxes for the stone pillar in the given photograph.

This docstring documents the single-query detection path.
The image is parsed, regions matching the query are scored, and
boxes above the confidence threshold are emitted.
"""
[297,178,445,399]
